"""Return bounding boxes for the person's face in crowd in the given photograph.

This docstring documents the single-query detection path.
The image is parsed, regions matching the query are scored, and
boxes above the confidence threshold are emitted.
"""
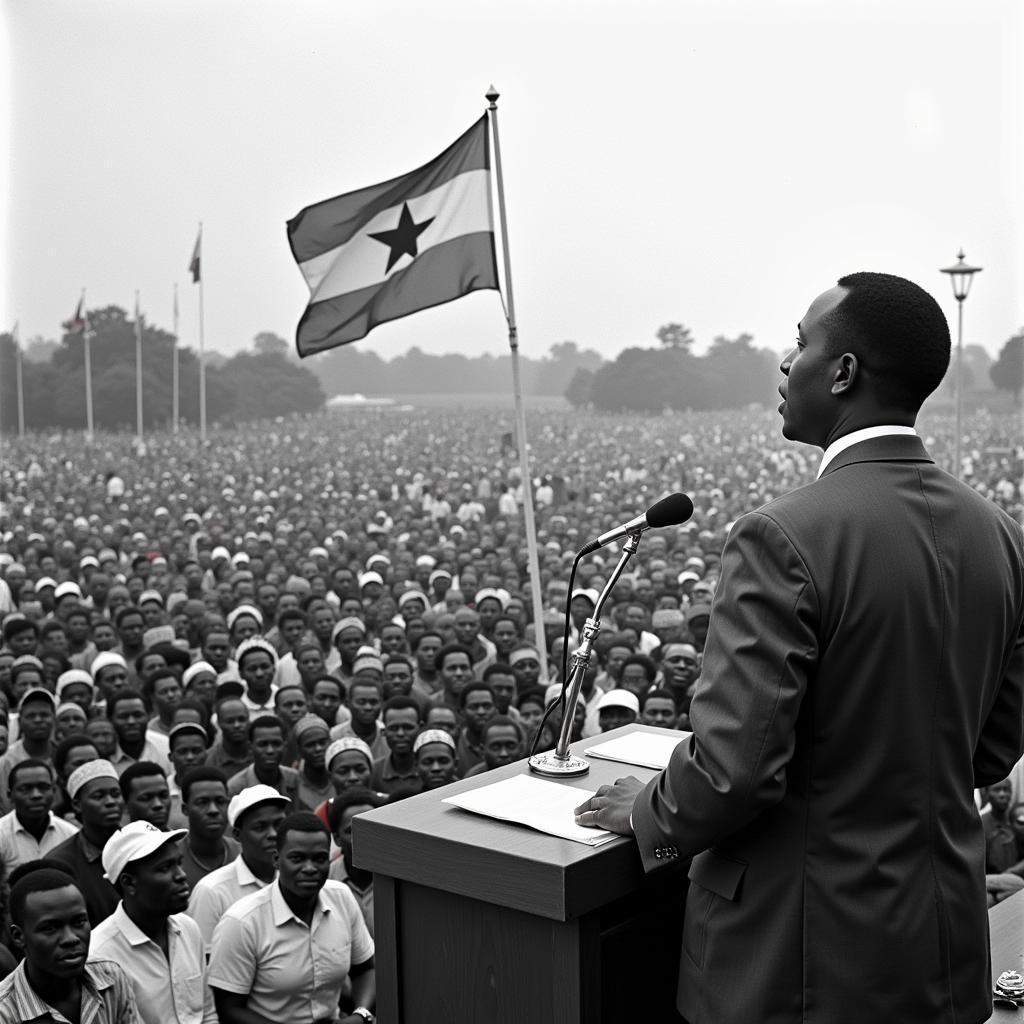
[43,625,70,656]
[310,606,335,644]
[10,885,91,980]
[492,619,520,657]
[92,621,117,652]
[311,680,343,725]
[338,597,363,619]
[486,672,517,715]
[276,688,308,726]
[335,803,373,865]
[276,827,330,902]
[599,705,637,732]
[334,627,364,664]
[106,586,131,619]
[405,618,427,649]
[570,595,594,628]
[298,729,329,772]
[453,611,480,648]
[185,779,229,841]
[170,731,207,777]
[89,572,111,604]
[216,581,234,613]
[251,724,285,773]
[20,700,55,743]
[330,750,372,793]
[74,775,124,833]
[415,636,442,675]
[425,705,459,738]
[56,706,88,740]
[59,742,99,788]
[202,631,231,671]
[125,772,171,829]
[11,764,56,822]
[218,699,250,746]
[122,839,190,916]
[171,612,190,641]
[620,664,651,697]
[510,654,541,692]
[9,627,38,656]
[152,675,182,718]
[476,598,503,635]
[231,616,260,643]
[383,707,419,757]
[517,698,545,737]
[988,780,1014,815]
[85,718,117,758]
[382,660,413,700]
[622,605,649,634]
[257,583,280,620]
[439,651,473,701]
[185,671,217,710]
[140,603,163,629]
[462,688,496,737]
[280,617,305,649]
[641,696,678,729]
[138,652,167,686]
[379,624,408,656]
[183,562,204,592]
[117,611,145,650]
[297,646,326,680]
[234,579,256,604]
[416,742,457,790]
[348,682,382,728]
[112,696,148,746]
[41,653,64,690]
[240,651,275,694]
[604,646,632,683]
[66,611,92,646]
[332,569,355,599]
[95,663,129,703]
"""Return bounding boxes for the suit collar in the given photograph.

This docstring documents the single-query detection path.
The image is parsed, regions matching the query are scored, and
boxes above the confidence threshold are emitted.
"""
[819,433,932,477]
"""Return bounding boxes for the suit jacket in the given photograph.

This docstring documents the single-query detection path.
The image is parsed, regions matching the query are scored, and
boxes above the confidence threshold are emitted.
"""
[632,435,1024,1023]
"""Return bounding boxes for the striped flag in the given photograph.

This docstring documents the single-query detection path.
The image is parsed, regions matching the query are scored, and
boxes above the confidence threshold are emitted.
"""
[63,296,86,335]
[287,114,498,356]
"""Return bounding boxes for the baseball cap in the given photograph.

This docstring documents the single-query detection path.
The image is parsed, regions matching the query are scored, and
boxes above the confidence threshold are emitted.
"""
[102,820,187,883]
[596,689,641,714]
[227,784,291,827]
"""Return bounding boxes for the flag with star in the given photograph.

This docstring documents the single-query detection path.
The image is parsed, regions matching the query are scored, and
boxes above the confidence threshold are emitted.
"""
[286,114,498,356]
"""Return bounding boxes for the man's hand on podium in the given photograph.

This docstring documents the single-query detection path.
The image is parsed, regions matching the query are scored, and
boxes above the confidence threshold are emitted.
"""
[573,776,643,835]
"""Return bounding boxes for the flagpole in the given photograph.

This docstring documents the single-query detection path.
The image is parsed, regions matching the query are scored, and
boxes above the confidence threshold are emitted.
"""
[135,290,144,444]
[83,290,95,442]
[14,322,25,437]
[197,223,207,442]
[172,282,180,433]
[486,85,548,682]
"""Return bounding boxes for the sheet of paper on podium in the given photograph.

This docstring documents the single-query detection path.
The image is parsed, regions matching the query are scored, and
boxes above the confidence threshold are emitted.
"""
[584,731,690,770]
[442,774,619,846]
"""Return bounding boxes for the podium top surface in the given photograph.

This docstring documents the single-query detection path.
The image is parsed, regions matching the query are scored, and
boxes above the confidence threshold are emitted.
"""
[353,723,685,922]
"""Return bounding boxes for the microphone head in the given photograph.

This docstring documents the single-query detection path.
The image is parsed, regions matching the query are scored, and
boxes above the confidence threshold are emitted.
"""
[646,492,694,530]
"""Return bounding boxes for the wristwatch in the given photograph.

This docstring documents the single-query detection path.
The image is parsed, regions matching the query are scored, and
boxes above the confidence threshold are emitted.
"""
[352,1009,375,1023]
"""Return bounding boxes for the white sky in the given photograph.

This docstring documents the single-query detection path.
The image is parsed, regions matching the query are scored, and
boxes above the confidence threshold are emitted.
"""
[2,0,1021,364]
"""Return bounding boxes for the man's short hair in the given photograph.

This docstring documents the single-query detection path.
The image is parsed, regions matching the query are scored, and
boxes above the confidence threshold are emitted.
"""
[481,715,525,745]
[119,761,166,800]
[9,864,79,927]
[8,757,54,794]
[640,688,680,712]
[107,689,146,721]
[3,618,38,643]
[54,733,97,777]
[381,695,421,719]
[435,643,473,673]
[621,653,658,684]
[114,605,144,629]
[483,662,516,682]
[275,810,330,851]
[248,714,285,741]
[277,607,307,628]
[326,786,386,833]
[824,272,951,410]
[411,631,443,653]
[180,765,228,804]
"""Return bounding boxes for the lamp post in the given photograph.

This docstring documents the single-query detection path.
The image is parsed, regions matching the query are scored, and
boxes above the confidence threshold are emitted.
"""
[940,250,982,479]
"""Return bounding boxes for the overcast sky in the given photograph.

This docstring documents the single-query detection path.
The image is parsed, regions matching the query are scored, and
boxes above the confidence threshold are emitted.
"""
[3,0,1021,366]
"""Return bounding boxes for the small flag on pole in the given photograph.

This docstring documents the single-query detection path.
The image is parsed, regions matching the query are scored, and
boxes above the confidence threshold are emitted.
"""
[189,229,202,283]
[63,297,86,335]
[286,114,498,356]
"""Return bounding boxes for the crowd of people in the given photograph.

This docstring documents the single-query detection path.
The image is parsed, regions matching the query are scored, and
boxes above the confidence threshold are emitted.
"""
[0,402,1022,1022]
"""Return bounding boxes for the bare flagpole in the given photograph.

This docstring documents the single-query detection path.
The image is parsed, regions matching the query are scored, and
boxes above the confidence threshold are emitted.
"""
[14,321,25,437]
[172,282,180,433]
[134,290,144,444]
[83,290,95,442]
[486,85,549,682]
[198,224,207,442]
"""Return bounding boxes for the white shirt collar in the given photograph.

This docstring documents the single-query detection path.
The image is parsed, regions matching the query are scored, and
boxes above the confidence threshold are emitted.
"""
[817,425,918,479]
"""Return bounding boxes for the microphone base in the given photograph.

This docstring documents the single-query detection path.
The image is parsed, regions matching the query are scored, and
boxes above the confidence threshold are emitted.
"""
[528,751,590,777]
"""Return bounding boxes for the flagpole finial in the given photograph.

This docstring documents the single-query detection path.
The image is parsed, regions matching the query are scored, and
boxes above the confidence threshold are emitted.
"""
[486,85,499,108]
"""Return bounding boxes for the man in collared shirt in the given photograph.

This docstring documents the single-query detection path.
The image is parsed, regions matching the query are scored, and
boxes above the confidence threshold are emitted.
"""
[186,784,288,952]
[0,687,57,814]
[370,697,422,795]
[90,820,215,1024]
[226,716,301,804]
[209,811,374,1024]
[46,759,124,925]
[107,691,171,776]
[0,758,79,876]
[1,865,140,1024]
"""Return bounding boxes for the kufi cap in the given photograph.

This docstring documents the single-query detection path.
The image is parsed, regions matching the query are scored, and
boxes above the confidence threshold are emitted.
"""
[151,556,168,568]
[235,636,278,667]
[227,784,291,827]
[98,548,118,563]
[67,758,119,800]
[448,524,466,536]
[326,737,373,770]
[226,604,264,631]
[182,660,217,688]
[80,555,100,569]
[684,557,706,572]
[308,546,329,559]
[651,609,685,629]
[358,571,384,588]
[138,589,164,607]
[413,729,456,754]
[352,655,384,676]
[397,590,428,610]
[154,506,170,518]
[596,689,641,714]
[508,647,540,666]
[291,713,330,745]
[168,722,208,745]
[211,546,231,563]
[366,554,390,569]
[570,588,599,606]
[474,587,510,609]
[91,651,128,678]
[231,552,250,566]
[56,701,85,719]
[428,569,452,585]
[677,571,700,585]
[183,512,201,525]
[19,687,58,712]
[57,669,95,697]
[143,625,176,649]
[102,820,187,883]
[12,654,45,672]
[331,616,366,642]
[416,554,437,568]
[54,581,82,601]
[36,577,57,591]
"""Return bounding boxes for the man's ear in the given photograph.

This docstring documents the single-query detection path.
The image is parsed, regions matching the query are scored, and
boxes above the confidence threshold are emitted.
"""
[8,923,24,951]
[831,352,859,395]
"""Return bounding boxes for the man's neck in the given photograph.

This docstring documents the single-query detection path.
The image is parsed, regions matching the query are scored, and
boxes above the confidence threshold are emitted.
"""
[302,762,329,785]
[21,735,51,758]
[243,852,276,884]
[15,809,49,839]
[390,751,414,772]
[119,737,144,759]
[187,831,223,860]
[82,821,117,849]
[247,685,271,705]
[123,899,170,947]
[253,764,281,786]
[279,883,318,926]
[351,719,376,741]
[25,962,82,1018]
[222,736,249,757]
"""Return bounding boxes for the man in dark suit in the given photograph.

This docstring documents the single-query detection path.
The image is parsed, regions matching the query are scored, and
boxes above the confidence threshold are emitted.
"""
[575,272,1024,1023]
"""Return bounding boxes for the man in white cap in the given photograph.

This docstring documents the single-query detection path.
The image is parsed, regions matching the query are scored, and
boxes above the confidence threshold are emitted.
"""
[596,689,640,733]
[186,783,289,952]
[46,759,124,924]
[90,820,213,1023]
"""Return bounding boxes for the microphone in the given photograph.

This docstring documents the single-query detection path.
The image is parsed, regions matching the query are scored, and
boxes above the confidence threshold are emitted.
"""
[579,492,694,555]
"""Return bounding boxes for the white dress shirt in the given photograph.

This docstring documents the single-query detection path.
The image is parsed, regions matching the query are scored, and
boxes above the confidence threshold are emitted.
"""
[817,425,918,478]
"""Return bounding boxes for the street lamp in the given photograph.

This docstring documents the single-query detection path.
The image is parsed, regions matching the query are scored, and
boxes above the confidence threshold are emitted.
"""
[940,249,982,479]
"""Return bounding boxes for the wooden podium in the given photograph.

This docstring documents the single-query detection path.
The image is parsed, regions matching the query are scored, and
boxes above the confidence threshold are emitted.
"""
[355,724,688,1024]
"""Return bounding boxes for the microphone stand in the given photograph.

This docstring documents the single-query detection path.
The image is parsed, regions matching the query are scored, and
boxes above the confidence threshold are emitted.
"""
[529,532,642,777]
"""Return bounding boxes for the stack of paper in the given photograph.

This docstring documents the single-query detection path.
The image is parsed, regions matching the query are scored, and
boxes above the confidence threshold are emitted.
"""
[584,731,688,770]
